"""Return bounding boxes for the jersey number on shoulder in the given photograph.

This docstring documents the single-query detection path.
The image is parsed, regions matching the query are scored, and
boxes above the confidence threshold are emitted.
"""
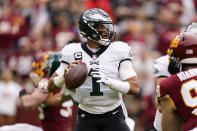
[89,68,103,96]
[181,80,197,116]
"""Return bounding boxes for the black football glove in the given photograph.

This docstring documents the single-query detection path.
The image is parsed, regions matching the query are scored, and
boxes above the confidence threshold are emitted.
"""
[168,57,182,74]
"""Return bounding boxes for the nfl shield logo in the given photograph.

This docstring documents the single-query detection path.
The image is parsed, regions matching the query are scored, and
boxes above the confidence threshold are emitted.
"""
[92,55,97,60]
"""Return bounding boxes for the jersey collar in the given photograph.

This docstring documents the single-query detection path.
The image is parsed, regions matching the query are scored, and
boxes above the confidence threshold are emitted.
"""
[81,42,109,59]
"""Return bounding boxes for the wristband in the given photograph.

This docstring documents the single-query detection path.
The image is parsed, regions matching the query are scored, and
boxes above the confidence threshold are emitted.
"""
[19,89,28,98]
[108,79,130,94]
[53,74,65,88]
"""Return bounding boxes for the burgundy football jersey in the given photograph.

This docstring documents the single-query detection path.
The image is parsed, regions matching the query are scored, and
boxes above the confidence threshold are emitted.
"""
[158,68,197,130]
[35,78,76,131]
[40,100,74,131]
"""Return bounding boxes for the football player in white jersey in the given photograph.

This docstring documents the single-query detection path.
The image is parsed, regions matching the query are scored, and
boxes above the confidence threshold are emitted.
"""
[47,8,140,131]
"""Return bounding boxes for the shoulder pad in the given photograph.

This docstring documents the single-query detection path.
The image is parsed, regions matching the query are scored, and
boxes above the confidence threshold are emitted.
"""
[158,74,179,98]
[61,43,81,63]
[110,41,133,60]
[154,55,171,77]
[154,55,169,66]
[61,43,81,54]
[110,41,129,50]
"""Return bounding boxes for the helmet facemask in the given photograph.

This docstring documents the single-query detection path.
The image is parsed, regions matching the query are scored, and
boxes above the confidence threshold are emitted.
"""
[92,22,114,46]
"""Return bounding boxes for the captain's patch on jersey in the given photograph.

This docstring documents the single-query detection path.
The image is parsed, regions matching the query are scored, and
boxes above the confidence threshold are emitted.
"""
[74,52,82,60]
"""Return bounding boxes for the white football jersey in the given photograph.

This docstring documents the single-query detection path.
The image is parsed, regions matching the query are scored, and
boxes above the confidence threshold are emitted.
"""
[59,41,133,114]
[153,55,171,78]
[153,55,171,131]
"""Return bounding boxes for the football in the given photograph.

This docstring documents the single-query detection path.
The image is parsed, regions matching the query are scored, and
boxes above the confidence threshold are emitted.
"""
[64,61,88,89]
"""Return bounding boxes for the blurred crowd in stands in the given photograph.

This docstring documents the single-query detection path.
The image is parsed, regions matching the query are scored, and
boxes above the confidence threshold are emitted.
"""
[0,0,197,130]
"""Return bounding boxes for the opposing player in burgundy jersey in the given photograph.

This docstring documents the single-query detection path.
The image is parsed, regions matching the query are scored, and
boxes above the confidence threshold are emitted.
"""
[157,32,197,131]
[20,52,77,131]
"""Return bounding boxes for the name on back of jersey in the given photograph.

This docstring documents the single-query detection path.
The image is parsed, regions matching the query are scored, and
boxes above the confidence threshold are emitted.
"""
[177,68,197,81]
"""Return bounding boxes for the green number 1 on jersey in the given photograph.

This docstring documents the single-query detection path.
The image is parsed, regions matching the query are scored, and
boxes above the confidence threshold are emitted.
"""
[89,68,103,96]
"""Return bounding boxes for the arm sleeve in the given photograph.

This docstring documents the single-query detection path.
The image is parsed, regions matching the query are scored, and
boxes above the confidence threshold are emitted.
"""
[60,45,70,64]
[55,63,68,76]
[153,55,171,78]
[119,60,137,81]
[122,45,133,61]
[55,45,70,75]
[119,43,136,80]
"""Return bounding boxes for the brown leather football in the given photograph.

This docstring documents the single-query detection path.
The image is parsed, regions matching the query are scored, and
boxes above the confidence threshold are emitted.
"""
[64,61,88,89]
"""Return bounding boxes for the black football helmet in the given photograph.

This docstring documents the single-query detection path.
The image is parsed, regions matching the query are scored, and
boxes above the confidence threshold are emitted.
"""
[44,53,61,77]
[78,8,115,46]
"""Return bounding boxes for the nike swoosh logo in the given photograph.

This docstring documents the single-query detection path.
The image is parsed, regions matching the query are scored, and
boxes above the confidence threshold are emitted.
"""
[112,110,119,114]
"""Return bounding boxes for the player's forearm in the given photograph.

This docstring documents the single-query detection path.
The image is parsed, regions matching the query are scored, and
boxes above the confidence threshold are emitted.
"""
[162,113,183,131]
[44,95,62,106]
[118,61,140,95]
[105,77,140,95]
[48,74,65,93]
[92,71,140,94]
[48,79,61,93]
[106,79,130,94]
[21,95,39,109]
[161,99,183,131]
[44,90,69,106]
[21,92,48,109]
[126,76,140,95]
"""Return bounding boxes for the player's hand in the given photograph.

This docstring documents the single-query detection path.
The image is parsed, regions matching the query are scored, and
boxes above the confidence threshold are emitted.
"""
[64,60,81,75]
[91,69,111,86]
[38,78,49,93]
